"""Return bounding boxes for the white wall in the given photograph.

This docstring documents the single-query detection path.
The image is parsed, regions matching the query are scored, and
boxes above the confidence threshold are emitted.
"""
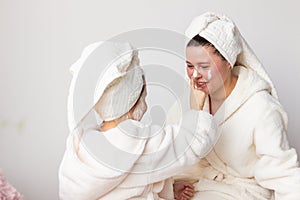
[0,0,299,199]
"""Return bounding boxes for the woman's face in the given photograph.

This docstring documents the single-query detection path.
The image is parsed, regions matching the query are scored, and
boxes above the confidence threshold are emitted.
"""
[186,45,231,95]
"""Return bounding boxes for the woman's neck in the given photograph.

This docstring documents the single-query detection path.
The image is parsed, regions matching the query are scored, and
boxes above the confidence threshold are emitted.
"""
[99,120,118,132]
[209,74,238,115]
[99,114,130,132]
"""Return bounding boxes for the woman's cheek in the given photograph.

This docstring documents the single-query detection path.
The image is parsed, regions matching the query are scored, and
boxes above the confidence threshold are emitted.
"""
[186,68,193,79]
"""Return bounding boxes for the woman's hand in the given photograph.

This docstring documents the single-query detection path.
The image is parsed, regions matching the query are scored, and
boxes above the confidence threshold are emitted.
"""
[190,78,206,110]
[173,181,195,200]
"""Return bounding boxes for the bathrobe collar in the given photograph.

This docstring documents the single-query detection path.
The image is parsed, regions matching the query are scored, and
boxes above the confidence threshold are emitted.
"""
[213,66,272,126]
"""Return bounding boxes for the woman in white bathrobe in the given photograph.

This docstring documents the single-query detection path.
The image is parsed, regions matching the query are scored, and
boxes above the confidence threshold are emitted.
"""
[59,41,218,200]
[173,12,300,199]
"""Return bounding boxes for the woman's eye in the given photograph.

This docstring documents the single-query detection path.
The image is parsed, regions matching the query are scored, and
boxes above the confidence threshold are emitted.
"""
[200,66,209,69]
[187,65,194,68]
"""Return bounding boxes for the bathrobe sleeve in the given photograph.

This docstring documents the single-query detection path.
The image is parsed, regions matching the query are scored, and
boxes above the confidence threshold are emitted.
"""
[119,110,218,187]
[254,105,300,199]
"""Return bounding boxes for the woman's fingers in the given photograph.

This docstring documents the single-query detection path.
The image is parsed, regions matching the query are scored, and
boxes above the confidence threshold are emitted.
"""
[179,191,193,200]
[174,181,196,199]
[183,187,194,197]
[190,79,206,110]
[178,185,195,199]
[183,182,195,189]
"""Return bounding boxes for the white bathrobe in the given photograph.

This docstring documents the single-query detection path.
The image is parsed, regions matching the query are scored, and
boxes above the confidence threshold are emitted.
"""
[59,110,218,200]
[175,66,300,199]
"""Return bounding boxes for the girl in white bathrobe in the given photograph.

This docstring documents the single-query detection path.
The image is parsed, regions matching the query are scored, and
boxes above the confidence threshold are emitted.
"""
[59,41,218,200]
[173,12,300,200]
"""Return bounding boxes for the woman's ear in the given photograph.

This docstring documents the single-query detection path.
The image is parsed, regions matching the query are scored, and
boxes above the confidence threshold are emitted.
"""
[227,61,232,69]
[128,106,135,119]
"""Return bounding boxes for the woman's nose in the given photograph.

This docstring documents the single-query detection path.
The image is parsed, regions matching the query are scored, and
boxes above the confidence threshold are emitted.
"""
[192,68,202,78]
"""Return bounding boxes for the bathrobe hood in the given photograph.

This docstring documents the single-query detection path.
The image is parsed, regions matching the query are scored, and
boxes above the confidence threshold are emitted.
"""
[213,66,286,128]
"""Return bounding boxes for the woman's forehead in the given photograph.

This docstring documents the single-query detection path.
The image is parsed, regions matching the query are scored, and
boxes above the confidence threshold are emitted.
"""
[186,46,214,63]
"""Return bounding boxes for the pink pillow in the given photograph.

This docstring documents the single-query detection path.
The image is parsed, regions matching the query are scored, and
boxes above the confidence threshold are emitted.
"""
[0,170,23,200]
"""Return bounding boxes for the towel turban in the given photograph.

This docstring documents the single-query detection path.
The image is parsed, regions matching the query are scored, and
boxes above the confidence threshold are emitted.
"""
[68,41,144,128]
[93,42,144,121]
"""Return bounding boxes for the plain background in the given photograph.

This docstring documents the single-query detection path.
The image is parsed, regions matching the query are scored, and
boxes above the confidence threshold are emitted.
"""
[0,0,299,199]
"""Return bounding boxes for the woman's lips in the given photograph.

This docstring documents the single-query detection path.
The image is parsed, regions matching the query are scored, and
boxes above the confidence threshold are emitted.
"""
[194,81,208,89]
